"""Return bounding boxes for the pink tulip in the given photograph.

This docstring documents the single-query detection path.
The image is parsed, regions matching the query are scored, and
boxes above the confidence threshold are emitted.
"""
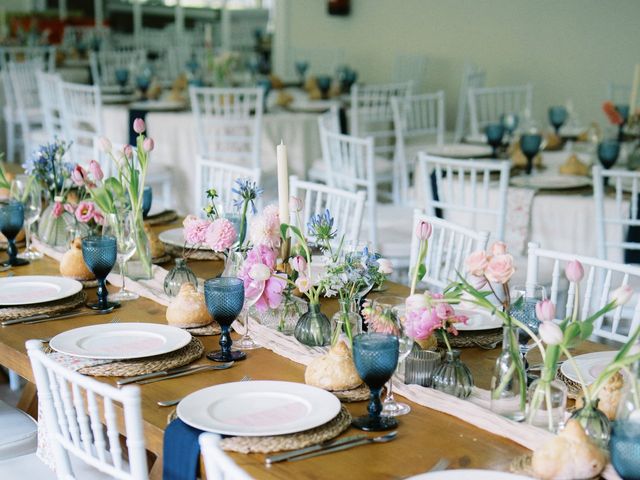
[70,165,87,186]
[535,299,556,322]
[52,201,64,218]
[484,254,515,284]
[143,137,154,152]
[133,118,146,134]
[612,285,633,306]
[565,260,584,283]
[416,220,432,240]
[123,145,133,159]
[289,195,303,213]
[435,303,454,320]
[290,255,307,273]
[465,250,489,277]
[88,160,104,181]
[92,211,105,225]
[98,136,112,153]
[539,321,563,345]
[491,241,507,256]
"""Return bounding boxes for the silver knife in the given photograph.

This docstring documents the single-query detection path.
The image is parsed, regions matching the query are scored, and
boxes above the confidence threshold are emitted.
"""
[1,309,106,327]
[136,362,234,385]
[289,431,397,462]
[118,363,216,386]
[265,434,367,465]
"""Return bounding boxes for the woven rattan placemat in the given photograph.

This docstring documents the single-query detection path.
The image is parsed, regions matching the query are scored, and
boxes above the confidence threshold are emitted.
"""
[145,210,179,226]
[163,243,224,261]
[556,369,582,399]
[184,323,221,336]
[0,291,86,321]
[438,328,503,349]
[332,383,370,402]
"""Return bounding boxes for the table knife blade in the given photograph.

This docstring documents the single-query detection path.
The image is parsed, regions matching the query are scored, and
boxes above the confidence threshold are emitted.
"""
[136,362,234,385]
[117,363,212,386]
[265,434,366,464]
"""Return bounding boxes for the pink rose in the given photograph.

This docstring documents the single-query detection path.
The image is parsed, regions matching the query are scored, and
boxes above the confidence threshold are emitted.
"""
[143,138,154,152]
[75,201,95,223]
[70,165,87,186]
[416,220,432,240]
[535,299,556,323]
[52,201,64,218]
[133,118,146,134]
[490,241,507,256]
[484,254,515,284]
[205,218,237,252]
[465,250,488,276]
[565,260,584,283]
[183,215,210,245]
[88,160,104,181]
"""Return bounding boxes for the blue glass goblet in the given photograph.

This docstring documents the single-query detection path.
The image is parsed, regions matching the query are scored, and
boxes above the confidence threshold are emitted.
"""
[142,186,153,218]
[295,60,309,84]
[598,140,621,187]
[485,123,505,158]
[548,106,568,135]
[115,68,129,93]
[610,420,640,480]
[82,235,119,311]
[204,277,247,362]
[520,133,543,175]
[316,75,332,100]
[352,333,399,431]
[136,75,151,98]
[257,78,272,112]
[0,200,28,267]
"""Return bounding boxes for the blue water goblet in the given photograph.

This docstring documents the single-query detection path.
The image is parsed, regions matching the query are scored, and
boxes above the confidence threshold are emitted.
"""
[548,106,568,135]
[136,75,151,99]
[204,277,247,362]
[316,75,332,100]
[142,186,153,218]
[352,333,400,431]
[485,123,505,158]
[520,133,543,175]
[610,420,640,480]
[257,78,272,112]
[115,68,129,93]
[81,235,119,311]
[295,60,309,84]
[0,200,28,267]
[598,140,621,186]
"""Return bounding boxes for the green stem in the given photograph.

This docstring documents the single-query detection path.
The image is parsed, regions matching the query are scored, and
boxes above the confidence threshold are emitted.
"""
[440,329,452,353]
[410,239,427,296]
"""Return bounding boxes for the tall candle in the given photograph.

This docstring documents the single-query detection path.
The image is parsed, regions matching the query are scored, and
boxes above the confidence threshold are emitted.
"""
[277,140,289,227]
[630,64,640,115]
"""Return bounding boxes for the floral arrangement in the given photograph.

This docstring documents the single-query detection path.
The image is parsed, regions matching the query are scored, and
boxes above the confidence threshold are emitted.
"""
[237,244,286,312]
[23,139,73,201]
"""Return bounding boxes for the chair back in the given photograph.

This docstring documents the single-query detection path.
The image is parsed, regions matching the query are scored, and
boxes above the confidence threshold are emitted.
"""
[418,153,510,241]
[199,433,252,480]
[467,84,533,137]
[453,62,486,142]
[290,175,366,246]
[409,211,489,291]
[392,53,428,92]
[58,81,104,165]
[90,49,146,89]
[525,242,640,344]
[194,155,261,216]
[37,71,64,141]
[26,340,148,480]
[0,46,56,72]
[189,86,263,169]
[8,59,44,118]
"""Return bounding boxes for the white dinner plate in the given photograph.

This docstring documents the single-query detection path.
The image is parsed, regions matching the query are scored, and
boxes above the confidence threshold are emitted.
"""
[50,322,192,360]
[559,125,587,138]
[423,144,493,159]
[159,227,213,251]
[560,351,618,385]
[454,310,503,331]
[408,470,533,480]
[0,276,82,306]
[129,100,187,111]
[463,133,488,145]
[177,380,341,436]
[510,174,592,190]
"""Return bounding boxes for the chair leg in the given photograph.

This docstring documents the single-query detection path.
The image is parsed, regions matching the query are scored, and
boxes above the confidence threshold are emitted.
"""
[9,370,22,391]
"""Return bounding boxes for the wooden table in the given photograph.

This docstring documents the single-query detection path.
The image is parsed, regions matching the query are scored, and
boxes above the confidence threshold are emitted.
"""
[0,228,608,479]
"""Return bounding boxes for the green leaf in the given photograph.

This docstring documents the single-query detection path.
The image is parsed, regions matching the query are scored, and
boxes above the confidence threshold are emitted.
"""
[579,321,594,341]
[417,264,426,282]
[564,322,581,346]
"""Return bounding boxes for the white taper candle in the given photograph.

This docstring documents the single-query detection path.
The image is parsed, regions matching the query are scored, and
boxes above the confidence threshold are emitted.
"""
[276,140,289,228]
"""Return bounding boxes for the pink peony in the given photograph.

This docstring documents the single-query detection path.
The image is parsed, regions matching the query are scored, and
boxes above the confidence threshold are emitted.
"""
[435,303,454,320]
[465,250,488,276]
[205,218,237,252]
[249,204,281,249]
[133,118,146,134]
[484,254,515,284]
[405,293,428,312]
[70,165,87,186]
[75,201,95,223]
[238,245,286,312]
[405,307,442,340]
[565,260,584,283]
[143,138,154,152]
[52,201,64,218]
[183,215,210,245]
[88,160,104,181]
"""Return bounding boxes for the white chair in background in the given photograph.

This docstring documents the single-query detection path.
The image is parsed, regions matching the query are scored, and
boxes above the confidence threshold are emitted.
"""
[199,433,252,480]
[606,82,632,105]
[467,84,533,139]
[36,71,64,142]
[409,211,490,291]
[308,105,341,183]
[391,91,445,205]
[418,154,510,242]
[290,175,366,245]
[453,62,486,143]
[194,155,262,216]
[0,340,149,479]
[392,53,428,92]
[525,243,640,344]
[190,86,264,170]
[90,48,147,91]
[58,81,104,166]
[0,46,56,72]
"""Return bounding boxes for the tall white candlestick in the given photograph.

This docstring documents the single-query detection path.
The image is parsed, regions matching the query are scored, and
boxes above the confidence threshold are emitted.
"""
[630,64,640,115]
[277,140,289,228]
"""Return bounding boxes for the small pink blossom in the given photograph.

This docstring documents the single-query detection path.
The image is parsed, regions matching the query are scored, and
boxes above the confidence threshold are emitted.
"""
[205,218,237,252]
[183,215,210,245]
[75,201,95,223]
[535,299,556,323]
[565,260,584,283]
[465,250,489,276]
[52,201,64,218]
[88,160,104,181]
[612,285,633,306]
[143,138,154,152]
[539,321,563,345]
[70,165,87,186]
[133,118,146,134]
[64,203,76,215]
[295,275,311,293]
[491,241,507,256]
[485,254,515,284]
[92,211,105,225]
[290,255,307,273]
[416,220,432,240]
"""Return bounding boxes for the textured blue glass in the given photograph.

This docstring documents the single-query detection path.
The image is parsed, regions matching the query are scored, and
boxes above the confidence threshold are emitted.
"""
[511,298,540,337]
[295,61,309,78]
[548,106,568,133]
[485,123,505,143]
[0,200,24,241]
[82,235,117,279]
[616,104,630,123]
[598,140,621,169]
[353,333,399,390]
[316,75,332,95]
[610,421,640,480]
[204,277,245,327]
[136,75,151,92]
[142,186,153,218]
[115,68,129,87]
[520,134,543,158]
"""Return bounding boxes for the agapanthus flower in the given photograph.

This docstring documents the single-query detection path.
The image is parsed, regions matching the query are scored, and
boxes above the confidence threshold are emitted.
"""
[307,209,336,242]
[232,178,263,214]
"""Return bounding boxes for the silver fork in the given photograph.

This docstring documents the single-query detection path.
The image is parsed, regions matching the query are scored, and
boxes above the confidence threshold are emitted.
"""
[157,375,252,407]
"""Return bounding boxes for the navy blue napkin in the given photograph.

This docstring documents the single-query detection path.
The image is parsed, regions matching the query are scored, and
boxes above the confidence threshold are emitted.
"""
[163,418,202,480]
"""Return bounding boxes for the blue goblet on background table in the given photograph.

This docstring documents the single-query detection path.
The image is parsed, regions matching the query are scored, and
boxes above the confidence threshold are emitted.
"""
[485,123,505,158]
[316,75,332,100]
[295,60,309,84]
[352,333,399,431]
[610,420,640,480]
[205,277,247,362]
[520,133,543,175]
[597,140,621,186]
[82,235,118,311]
[142,186,153,218]
[0,200,29,267]
[548,106,568,135]
[115,68,129,93]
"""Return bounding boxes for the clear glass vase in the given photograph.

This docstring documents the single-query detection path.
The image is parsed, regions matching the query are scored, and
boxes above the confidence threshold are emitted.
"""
[164,258,198,297]
[432,349,474,399]
[526,378,567,432]
[127,211,153,280]
[37,201,75,248]
[490,325,527,421]
[222,250,244,277]
[330,298,361,345]
[254,292,305,335]
[294,302,331,347]
[570,399,611,448]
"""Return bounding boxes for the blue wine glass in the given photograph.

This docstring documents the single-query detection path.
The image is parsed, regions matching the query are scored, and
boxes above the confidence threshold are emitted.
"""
[115,68,129,93]
[295,60,309,84]
[598,140,621,186]
[136,75,151,98]
[610,420,640,480]
[485,123,505,158]
[520,133,543,175]
[0,200,28,267]
[82,235,119,311]
[548,106,568,135]
[257,78,272,112]
[142,186,153,218]
[204,277,247,362]
[316,75,332,100]
[352,333,399,431]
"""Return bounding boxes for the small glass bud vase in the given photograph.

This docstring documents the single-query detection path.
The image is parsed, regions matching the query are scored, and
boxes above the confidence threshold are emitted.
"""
[294,302,331,347]
[570,399,611,448]
[490,325,527,421]
[330,298,361,345]
[526,378,567,432]
[431,349,474,399]
[163,258,198,296]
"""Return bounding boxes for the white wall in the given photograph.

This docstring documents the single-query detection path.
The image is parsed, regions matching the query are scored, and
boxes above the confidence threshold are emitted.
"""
[275,0,640,129]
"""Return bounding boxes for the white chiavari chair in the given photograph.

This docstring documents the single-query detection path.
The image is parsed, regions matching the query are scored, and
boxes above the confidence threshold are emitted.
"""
[0,340,149,479]
[199,433,252,480]
[37,71,64,142]
[418,154,510,242]
[308,105,341,183]
[409,211,490,291]
[0,46,56,72]
[290,175,366,245]
[194,155,261,216]
[58,81,104,166]
[606,82,632,105]
[392,53,428,92]
[90,49,146,91]
[467,84,533,138]
[525,243,640,344]
[453,62,486,143]
[391,91,445,205]
[190,86,264,170]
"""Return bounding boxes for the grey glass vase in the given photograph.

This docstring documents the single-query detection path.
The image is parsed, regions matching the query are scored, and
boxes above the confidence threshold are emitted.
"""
[294,302,331,347]
[490,325,527,421]
[163,258,198,296]
[570,399,611,448]
[432,349,474,399]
